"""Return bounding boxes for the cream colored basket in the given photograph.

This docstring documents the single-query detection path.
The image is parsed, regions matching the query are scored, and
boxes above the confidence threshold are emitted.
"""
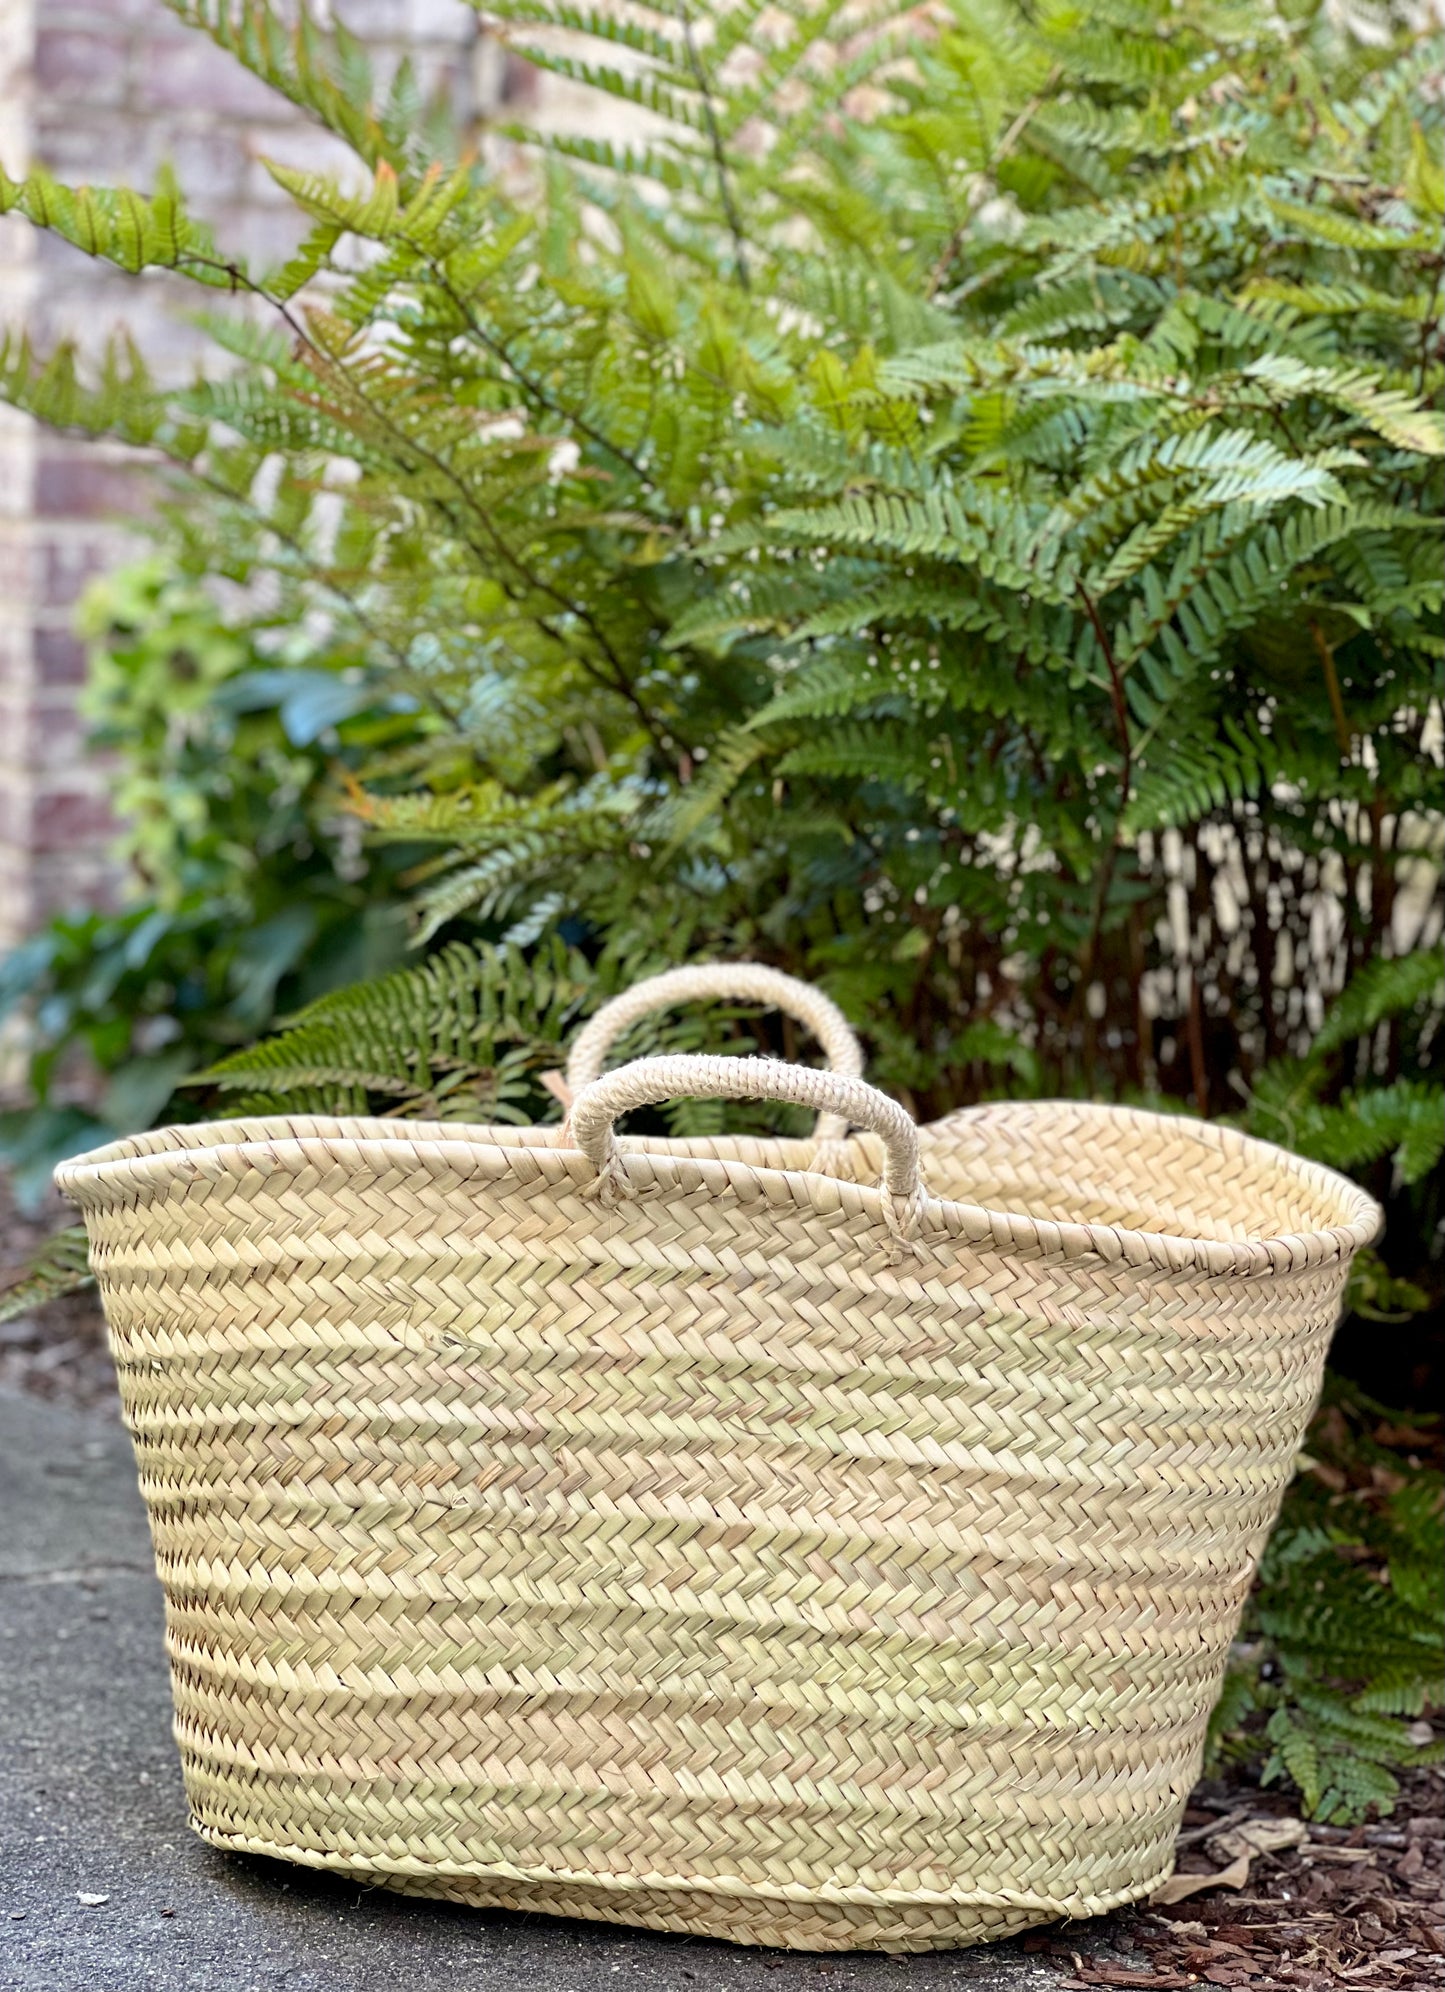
[55,974,1381,1954]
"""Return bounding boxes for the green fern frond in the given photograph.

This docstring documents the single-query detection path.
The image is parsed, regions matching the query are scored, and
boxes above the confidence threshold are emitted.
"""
[1239,277,1429,322]
[653,730,770,847]
[1264,190,1434,254]
[1248,1067,1445,1190]
[1123,720,1265,832]
[1314,946,1445,1056]
[1212,1381,1444,1822]
[0,1225,94,1324]
[0,161,237,283]
[1058,426,1352,541]
[163,0,431,180]
[490,127,713,203]
[776,722,948,795]
[410,837,572,942]
[717,485,1066,594]
[1114,502,1428,670]
[1243,354,1445,454]
[745,651,902,728]
[0,330,164,443]
[197,938,592,1120]
[481,0,691,77]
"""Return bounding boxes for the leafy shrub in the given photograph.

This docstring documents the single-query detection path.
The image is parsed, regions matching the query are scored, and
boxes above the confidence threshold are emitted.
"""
[0,559,417,1204]
[1,0,1441,1812]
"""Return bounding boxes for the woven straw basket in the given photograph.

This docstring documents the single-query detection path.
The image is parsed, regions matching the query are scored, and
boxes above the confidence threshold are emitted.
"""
[56,966,1381,1952]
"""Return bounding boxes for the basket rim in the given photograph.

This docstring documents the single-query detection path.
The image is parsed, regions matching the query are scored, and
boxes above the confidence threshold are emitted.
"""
[54,1097,1382,1279]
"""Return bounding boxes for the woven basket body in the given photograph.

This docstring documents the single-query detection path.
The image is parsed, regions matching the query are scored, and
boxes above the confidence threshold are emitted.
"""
[57,1096,1378,1952]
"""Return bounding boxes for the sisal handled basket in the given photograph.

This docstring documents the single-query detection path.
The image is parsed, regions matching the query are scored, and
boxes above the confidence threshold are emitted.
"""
[56,1028,1380,1953]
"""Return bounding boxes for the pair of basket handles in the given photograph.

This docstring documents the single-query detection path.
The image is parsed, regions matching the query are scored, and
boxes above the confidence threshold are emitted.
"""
[555,965,923,1226]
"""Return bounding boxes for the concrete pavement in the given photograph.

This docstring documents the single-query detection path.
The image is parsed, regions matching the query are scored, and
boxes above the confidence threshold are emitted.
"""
[0,1390,1066,1992]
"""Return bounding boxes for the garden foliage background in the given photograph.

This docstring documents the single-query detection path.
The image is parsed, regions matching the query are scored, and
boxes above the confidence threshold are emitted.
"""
[0,0,1441,1824]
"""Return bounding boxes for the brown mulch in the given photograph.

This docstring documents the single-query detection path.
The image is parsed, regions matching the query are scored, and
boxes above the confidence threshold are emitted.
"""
[1022,1769,1445,1990]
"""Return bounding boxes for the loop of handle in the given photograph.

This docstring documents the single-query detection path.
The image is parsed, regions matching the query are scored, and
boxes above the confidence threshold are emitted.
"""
[564,964,864,1143]
[565,1055,923,1240]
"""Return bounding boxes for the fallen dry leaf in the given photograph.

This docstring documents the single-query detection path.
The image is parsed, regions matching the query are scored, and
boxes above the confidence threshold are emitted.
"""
[1209,1816,1308,1862]
[1150,1813,1309,1905]
[1149,1852,1252,1903]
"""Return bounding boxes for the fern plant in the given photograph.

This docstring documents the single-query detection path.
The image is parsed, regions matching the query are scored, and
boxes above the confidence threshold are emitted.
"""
[201,936,592,1120]
[0,1225,94,1327]
[196,932,853,1140]
[1210,1379,1445,1823]
[1241,940,1444,1406]
[2,0,1438,1127]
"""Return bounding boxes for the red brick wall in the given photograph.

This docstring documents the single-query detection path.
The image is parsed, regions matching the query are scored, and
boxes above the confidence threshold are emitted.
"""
[0,0,485,943]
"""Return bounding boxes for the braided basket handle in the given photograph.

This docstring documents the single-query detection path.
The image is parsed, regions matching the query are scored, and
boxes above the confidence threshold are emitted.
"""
[564,965,863,1142]
[566,1054,924,1242]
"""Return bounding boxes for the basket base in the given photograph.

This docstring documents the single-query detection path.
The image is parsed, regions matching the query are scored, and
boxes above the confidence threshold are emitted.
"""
[382,1867,1049,1951]
[193,1821,1065,1952]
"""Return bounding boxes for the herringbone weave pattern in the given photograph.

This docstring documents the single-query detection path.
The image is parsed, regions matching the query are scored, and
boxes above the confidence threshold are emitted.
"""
[57,1073,1379,1951]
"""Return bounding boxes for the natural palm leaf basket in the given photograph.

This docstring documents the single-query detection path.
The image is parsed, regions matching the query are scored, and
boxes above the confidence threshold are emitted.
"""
[56,967,1381,1953]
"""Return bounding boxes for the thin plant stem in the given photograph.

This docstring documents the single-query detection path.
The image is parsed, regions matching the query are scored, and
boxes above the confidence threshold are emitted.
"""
[674,0,750,291]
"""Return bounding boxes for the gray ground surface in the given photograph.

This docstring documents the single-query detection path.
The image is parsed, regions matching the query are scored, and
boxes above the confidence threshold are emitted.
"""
[0,1391,1063,1992]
